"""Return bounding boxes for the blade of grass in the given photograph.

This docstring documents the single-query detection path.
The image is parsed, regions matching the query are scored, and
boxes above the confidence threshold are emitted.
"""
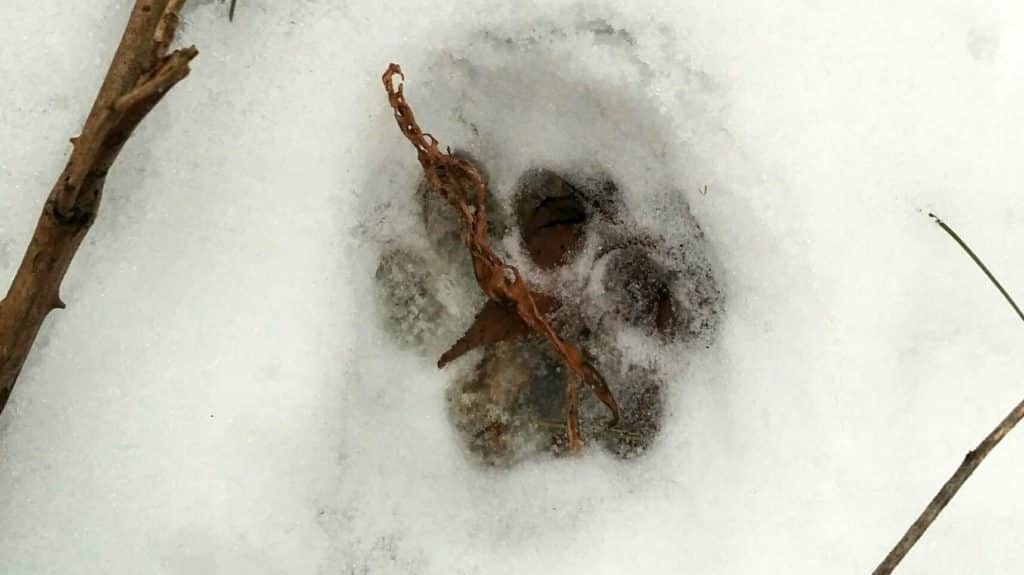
[872,213,1024,575]
[229,0,237,21]
[929,213,1024,323]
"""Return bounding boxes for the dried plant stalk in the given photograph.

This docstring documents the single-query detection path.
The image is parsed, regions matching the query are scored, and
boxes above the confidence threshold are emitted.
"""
[872,397,1024,574]
[382,63,618,452]
[872,214,1024,574]
[0,0,197,414]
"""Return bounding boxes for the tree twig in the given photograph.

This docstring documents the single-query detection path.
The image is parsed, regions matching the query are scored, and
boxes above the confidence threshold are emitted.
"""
[0,0,197,415]
[872,213,1024,574]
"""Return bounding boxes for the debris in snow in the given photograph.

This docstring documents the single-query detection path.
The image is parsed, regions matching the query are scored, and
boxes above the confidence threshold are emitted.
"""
[375,65,723,463]
[381,63,621,454]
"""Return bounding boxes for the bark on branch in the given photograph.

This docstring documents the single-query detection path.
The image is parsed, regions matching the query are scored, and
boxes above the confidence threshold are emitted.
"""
[0,0,197,414]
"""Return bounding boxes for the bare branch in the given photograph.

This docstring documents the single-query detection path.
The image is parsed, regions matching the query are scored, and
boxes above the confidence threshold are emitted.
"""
[114,47,198,114]
[0,0,197,414]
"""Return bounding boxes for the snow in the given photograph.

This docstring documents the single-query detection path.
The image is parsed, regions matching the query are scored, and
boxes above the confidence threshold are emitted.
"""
[2,0,1024,573]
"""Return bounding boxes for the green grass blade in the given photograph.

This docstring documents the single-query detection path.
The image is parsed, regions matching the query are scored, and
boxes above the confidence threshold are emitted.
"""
[930,213,1024,324]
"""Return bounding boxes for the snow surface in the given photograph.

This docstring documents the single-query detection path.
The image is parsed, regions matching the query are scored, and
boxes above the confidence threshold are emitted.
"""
[2,0,1024,573]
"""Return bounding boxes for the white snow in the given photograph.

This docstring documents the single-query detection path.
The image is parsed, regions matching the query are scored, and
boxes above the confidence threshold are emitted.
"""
[2,0,1024,573]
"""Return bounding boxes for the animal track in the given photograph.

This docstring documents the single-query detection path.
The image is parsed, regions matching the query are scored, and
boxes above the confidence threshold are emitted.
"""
[374,165,722,464]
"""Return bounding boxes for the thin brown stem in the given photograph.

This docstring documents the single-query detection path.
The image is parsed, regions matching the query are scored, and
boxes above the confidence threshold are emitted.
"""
[382,63,619,448]
[873,214,1024,573]
[872,397,1024,574]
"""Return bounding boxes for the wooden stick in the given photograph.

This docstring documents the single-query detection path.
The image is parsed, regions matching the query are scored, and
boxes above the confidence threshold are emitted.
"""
[0,0,197,414]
